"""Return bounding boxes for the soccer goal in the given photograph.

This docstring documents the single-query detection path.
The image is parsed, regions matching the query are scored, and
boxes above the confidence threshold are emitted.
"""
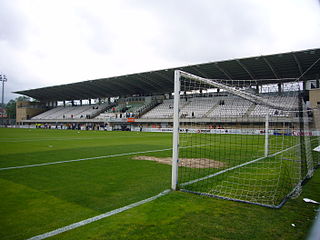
[172,70,318,208]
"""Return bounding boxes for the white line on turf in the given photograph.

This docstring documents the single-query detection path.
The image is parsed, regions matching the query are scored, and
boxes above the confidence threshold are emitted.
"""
[0,137,96,143]
[0,133,168,143]
[0,148,173,171]
[0,143,213,171]
[26,189,171,240]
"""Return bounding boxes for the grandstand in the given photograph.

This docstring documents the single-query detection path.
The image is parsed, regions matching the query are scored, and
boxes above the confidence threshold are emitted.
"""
[19,93,302,124]
[14,48,319,133]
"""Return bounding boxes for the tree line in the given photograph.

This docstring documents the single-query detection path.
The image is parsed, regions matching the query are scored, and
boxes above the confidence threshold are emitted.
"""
[1,96,30,119]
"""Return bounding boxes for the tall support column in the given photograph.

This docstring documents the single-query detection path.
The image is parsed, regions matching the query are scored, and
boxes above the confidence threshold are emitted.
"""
[278,83,282,93]
[172,70,181,191]
[0,74,7,109]
[303,80,307,91]
[264,112,269,157]
[255,85,259,94]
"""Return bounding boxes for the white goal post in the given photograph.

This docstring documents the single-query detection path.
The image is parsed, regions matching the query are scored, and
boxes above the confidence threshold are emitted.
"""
[171,70,180,190]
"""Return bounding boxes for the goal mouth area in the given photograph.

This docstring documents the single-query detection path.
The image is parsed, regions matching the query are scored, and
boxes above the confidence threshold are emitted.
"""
[177,143,303,208]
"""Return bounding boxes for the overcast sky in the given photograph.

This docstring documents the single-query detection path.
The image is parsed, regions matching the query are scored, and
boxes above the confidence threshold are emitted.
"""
[0,0,319,102]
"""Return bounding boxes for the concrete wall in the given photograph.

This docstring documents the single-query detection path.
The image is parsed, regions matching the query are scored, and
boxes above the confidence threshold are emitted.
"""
[309,89,320,130]
[16,101,47,123]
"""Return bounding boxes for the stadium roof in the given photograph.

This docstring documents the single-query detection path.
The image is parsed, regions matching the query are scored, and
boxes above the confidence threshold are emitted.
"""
[15,48,320,101]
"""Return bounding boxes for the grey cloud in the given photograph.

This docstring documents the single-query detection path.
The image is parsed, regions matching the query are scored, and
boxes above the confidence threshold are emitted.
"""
[127,0,274,63]
[76,9,114,54]
[0,1,29,48]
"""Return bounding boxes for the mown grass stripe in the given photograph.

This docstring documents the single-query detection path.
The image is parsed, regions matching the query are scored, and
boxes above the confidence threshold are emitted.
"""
[0,137,96,143]
[26,189,171,240]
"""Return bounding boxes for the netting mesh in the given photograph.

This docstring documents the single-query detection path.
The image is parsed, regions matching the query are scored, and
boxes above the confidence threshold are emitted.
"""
[174,71,319,208]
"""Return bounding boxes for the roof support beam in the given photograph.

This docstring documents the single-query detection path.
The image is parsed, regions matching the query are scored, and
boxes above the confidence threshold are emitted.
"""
[191,66,210,78]
[214,63,233,80]
[236,60,255,80]
[118,77,152,94]
[292,54,303,76]
[75,83,106,99]
[262,57,280,79]
[102,78,137,95]
[68,85,97,100]
[153,71,173,85]
[91,81,128,97]
[39,88,68,101]
[136,73,168,93]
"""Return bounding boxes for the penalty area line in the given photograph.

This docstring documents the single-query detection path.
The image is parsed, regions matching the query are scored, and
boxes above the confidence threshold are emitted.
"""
[26,189,171,240]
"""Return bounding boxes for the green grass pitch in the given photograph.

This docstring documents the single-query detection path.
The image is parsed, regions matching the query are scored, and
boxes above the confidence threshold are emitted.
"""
[0,128,319,240]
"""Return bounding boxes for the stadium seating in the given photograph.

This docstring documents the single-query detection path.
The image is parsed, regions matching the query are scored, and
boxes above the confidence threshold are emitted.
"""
[32,103,109,120]
[97,101,151,119]
[141,95,297,119]
[141,99,175,118]
[142,97,251,118]
[249,96,297,117]
[180,97,219,118]
[32,95,298,121]
[207,97,253,118]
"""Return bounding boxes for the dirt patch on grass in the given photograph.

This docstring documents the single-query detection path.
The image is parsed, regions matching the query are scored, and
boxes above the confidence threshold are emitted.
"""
[132,156,225,168]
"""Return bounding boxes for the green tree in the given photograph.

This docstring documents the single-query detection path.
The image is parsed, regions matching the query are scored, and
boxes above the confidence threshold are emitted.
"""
[4,96,31,119]
[5,99,16,119]
[16,96,31,102]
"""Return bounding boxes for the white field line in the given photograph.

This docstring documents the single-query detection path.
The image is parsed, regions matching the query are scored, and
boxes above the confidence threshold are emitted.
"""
[180,143,301,187]
[26,189,171,240]
[0,133,167,143]
[0,148,172,171]
[0,137,97,143]
[0,143,214,171]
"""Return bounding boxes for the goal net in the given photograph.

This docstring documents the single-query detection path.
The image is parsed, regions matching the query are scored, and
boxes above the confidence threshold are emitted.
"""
[172,70,319,208]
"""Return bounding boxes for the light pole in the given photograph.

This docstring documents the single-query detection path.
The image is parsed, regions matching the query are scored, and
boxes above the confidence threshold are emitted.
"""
[0,74,7,117]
